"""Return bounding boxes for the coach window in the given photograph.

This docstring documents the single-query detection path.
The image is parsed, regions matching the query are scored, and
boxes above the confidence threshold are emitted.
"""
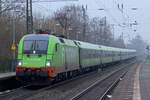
[107,51,109,57]
[102,51,104,57]
[101,51,104,57]
[103,51,105,57]
[82,49,85,59]
[85,49,88,59]
[105,51,107,57]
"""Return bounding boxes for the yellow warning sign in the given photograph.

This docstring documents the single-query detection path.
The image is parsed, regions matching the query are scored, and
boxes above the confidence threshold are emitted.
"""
[11,43,16,50]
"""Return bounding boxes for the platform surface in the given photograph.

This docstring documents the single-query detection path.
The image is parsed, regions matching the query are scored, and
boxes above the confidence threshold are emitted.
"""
[140,60,150,100]
[0,72,15,79]
[111,61,138,100]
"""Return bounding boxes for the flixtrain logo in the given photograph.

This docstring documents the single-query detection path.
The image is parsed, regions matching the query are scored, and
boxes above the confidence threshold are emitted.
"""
[27,58,41,61]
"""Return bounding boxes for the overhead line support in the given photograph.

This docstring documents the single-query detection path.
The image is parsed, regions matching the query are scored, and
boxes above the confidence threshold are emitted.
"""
[26,0,33,34]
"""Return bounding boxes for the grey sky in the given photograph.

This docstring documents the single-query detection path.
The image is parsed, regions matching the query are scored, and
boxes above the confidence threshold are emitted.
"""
[33,0,150,43]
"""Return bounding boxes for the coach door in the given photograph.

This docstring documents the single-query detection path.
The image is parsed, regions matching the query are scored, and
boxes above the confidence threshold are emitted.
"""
[64,46,68,70]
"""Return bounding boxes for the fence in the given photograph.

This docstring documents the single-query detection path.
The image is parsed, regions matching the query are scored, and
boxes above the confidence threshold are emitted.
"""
[0,59,16,73]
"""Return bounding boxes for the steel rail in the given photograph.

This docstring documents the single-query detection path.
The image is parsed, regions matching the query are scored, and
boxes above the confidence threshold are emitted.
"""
[1,70,97,100]
[70,60,136,100]
[0,84,31,97]
[99,60,138,100]
[99,68,128,100]
[0,60,123,99]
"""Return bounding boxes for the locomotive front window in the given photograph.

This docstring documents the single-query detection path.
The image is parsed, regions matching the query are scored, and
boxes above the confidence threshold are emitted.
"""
[23,40,48,54]
[23,40,34,53]
[35,40,48,54]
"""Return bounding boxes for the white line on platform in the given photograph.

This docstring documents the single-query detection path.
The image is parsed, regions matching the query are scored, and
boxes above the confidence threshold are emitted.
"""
[133,61,144,100]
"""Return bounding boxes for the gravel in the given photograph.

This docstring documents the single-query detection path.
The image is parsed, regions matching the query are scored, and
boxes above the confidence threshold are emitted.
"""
[26,62,131,100]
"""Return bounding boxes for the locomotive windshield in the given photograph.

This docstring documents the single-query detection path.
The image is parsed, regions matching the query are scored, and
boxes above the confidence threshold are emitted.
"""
[23,40,34,51]
[23,40,48,54]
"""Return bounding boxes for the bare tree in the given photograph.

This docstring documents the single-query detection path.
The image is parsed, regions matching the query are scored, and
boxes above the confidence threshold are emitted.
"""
[127,35,147,57]
[54,5,87,40]
[113,35,125,48]
[87,17,114,46]
[0,0,25,16]
[0,0,25,71]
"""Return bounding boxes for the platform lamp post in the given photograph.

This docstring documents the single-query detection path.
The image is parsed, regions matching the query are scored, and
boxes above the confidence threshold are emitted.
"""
[98,8,105,44]
[130,8,138,37]
[11,10,20,71]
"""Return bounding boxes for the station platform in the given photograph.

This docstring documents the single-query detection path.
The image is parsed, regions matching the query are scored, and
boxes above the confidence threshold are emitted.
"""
[139,60,150,100]
[0,72,16,80]
[111,60,150,100]
[0,72,16,91]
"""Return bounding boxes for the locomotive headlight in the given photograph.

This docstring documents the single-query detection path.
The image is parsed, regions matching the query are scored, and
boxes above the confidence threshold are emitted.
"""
[46,60,50,67]
[18,60,22,66]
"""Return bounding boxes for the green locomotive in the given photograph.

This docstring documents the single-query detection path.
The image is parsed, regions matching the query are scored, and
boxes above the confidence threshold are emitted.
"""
[16,32,136,83]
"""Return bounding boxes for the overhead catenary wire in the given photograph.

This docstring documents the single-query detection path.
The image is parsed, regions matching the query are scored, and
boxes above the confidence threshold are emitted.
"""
[94,0,138,42]
[95,0,134,28]
[95,0,125,27]
[16,0,78,3]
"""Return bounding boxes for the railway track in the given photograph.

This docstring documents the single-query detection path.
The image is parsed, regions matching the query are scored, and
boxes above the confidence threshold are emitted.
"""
[0,60,136,100]
[0,69,99,100]
[70,60,136,100]
[0,84,31,97]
